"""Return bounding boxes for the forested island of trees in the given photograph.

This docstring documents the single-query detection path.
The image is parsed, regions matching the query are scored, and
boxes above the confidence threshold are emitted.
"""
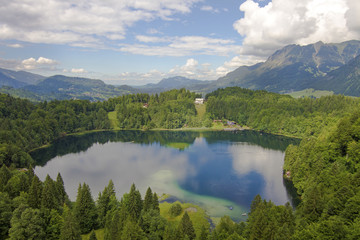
[1,87,360,239]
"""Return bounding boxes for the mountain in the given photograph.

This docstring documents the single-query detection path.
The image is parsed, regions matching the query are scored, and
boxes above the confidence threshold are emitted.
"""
[0,68,45,87]
[313,54,360,96]
[208,40,360,94]
[22,75,137,101]
[137,76,212,93]
[0,74,137,101]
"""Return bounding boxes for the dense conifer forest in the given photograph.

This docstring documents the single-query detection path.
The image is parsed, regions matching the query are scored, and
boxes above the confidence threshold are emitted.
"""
[1,87,360,239]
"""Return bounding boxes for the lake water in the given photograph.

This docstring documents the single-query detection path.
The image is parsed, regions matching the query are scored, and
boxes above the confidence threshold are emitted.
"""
[32,130,299,221]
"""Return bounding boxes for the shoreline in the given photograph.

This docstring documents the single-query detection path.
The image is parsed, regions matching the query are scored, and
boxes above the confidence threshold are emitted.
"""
[28,124,301,153]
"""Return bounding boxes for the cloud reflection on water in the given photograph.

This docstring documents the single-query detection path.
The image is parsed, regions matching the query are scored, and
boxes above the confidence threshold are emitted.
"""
[35,142,190,200]
[230,142,288,205]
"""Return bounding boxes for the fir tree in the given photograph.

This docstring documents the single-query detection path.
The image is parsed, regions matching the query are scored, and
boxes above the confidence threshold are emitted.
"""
[152,192,160,213]
[41,175,58,210]
[0,165,11,192]
[143,187,153,212]
[46,209,63,240]
[121,219,147,240]
[60,204,81,240]
[0,192,12,238]
[89,230,97,240]
[97,180,116,227]
[198,225,209,240]
[104,209,123,240]
[125,183,143,221]
[28,175,43,209]
[74,183,98,234]
[179,212,196,240]
[56,173,70,206]
[27,165,35,185]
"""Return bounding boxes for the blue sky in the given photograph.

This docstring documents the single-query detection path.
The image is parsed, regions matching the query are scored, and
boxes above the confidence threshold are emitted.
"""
[0,0,359,85]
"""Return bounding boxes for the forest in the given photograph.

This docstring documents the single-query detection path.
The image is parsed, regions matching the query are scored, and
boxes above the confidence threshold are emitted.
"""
[1,87,360,239]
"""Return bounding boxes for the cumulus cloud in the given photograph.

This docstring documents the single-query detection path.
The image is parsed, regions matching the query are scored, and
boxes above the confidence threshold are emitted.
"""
[345,0,360,33]
[216,55,265,76]
[234,0,360,57]
[168,58,216,79]
[121,35,241,56]
[0,0,202,46]
[20,57,57,70]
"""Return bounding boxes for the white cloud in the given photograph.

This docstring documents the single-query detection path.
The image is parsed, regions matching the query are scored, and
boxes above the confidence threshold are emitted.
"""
[20,57,57,70]
[0,0,202,46]
[345,0,360,33]
[200,5,220,13]
[122,35,242,56]
[0,58,20,69]
[216,55,265,76]
[71,68,87,74]
[7,43,23,48]
[136,35,170,43]
[234,0,360,57]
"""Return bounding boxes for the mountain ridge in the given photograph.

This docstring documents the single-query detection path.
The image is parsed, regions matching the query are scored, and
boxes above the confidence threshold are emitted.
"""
[1,39,360,100]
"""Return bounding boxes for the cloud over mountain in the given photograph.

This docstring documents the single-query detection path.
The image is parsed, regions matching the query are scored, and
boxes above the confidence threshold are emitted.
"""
[234,0,360,57]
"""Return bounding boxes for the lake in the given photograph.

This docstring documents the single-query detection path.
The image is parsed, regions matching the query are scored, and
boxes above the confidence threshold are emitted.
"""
[32,130,299,221]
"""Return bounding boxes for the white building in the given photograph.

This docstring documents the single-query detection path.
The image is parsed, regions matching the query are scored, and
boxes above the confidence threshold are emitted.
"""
[195,98,204,104]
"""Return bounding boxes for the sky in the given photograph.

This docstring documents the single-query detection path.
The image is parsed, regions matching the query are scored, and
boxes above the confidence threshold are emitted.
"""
[0,0,360,86]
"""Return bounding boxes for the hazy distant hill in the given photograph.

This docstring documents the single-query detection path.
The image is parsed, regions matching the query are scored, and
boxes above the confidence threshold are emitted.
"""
[0,73,137,101]
[0,68,45,88]
[137,76,212,93]
[204,40,360,94]
[23,75,137,101]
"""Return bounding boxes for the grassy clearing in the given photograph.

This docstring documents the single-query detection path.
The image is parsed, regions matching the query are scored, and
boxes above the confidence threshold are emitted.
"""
[81,229,104,240]
[210,121,225,130]
[160,201,210,236]
[287,88,333,98]
[195,104,206,119]
[108,111,120,130]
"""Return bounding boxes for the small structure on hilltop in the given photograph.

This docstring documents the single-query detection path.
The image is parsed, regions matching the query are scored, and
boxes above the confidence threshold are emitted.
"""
[195,98,204,104]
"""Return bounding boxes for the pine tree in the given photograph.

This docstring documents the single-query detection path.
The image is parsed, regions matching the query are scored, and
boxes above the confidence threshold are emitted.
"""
[143,187,153,212]
[27,165,35,185]
[97,180,116,227]
[60,204,81,240]
[46,209,63,240]
[28,175,43,209]
[125,183,143,221]
[104,209,123,240]
[74,183,98,234]
[179,212,196,240]
[56,173,70,206]
[121,219,147,240]
[152,192,160,213]
[89,230,97,240]
[41,175,58,210]
[198,225,209,240]
[0,165,11,192]
[0,192,12,239]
